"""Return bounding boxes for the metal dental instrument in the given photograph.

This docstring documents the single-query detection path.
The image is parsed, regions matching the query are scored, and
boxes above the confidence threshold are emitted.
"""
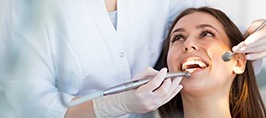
[60,71,190,107]
[102,71,191,95]
[222,20,266,62]
[222,51,235,62]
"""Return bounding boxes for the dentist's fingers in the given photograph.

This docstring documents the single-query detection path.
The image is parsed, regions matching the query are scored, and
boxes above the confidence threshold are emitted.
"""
[244,29,266,46]
[160,77,183,105]
[152,75,181,96]
[232,30,266,60]
[139,68,167,91]
[137,68,167,94]
[232,19,266,61]
[246,51,266,60]
[152,78,172,97]
[233,42,266,54]
[243,19,266,39]
[132,67,158,80]
[149,76,183,108]
[162,85,183,104]
[234,29,266,51]
[233,19,266,51]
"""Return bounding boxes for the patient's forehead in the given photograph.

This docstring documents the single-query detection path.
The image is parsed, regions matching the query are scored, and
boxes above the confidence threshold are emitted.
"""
[170,12,231,46]
[172,12,224,33]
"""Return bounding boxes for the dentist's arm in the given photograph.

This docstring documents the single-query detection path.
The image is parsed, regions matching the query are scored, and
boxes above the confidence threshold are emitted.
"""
[65,98,96,118]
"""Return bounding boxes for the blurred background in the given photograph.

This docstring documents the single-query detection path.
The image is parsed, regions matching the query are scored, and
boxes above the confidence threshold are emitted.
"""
[0,0,266,117]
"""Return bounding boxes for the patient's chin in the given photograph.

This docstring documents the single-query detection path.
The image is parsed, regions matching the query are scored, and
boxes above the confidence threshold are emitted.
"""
[180,81,214,97]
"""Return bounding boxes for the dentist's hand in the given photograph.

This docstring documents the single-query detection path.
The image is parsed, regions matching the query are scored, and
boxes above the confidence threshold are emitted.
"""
[93,67,183,118]
[233,19,266,60]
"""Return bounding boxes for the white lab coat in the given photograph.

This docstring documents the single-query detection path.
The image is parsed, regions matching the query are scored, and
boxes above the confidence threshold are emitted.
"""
[0,0,222,117]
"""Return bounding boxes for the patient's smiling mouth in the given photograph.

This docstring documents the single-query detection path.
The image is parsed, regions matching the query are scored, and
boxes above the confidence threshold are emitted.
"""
[181,57,209,73]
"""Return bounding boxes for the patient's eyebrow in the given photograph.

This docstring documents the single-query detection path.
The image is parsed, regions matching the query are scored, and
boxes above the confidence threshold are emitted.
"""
[196,24,219,32]
[171,28,185,35]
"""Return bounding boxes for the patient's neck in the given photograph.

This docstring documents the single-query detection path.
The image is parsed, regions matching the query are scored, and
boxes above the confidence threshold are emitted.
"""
[182,94,231,118]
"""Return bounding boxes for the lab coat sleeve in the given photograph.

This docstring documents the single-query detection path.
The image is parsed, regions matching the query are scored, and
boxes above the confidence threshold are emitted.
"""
[0,2,74,117]
[0,29,74,118]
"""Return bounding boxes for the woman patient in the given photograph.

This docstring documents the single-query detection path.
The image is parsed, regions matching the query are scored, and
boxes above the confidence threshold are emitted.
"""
[158,7,266,118]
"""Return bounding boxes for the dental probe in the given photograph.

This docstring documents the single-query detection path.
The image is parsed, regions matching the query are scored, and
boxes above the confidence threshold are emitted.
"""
[222,20,266,62]
[61,71,191,107]
[102,71,191,96]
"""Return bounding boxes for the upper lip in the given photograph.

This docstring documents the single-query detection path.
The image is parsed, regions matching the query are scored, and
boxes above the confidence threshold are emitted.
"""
[179,54,210,72]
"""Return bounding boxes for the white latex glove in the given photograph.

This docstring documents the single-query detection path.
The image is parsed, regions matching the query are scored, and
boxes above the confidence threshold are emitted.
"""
[232,19,266,75]
[93,67,183,118]
[233,19,266,60]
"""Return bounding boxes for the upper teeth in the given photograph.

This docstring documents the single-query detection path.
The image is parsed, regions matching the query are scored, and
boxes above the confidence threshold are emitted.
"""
[182,59,207,71]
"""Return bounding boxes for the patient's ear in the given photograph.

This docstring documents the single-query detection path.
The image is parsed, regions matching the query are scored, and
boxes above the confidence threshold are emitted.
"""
[233,53,247,74]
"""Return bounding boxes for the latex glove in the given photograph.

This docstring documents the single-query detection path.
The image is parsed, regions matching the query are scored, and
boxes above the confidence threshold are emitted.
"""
[93,67,183,118]
[232,19,266,75]
[233,19,266,60]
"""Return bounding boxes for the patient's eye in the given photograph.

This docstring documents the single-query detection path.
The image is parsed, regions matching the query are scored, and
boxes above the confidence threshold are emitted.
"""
[171,34,185,43]
[200,29,215,38]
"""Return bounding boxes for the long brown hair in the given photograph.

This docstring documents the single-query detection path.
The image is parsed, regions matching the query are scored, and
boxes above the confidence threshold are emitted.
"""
[158,7,266,118]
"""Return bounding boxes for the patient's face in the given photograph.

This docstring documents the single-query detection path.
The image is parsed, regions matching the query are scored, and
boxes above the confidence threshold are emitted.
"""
[167,12,236,97]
